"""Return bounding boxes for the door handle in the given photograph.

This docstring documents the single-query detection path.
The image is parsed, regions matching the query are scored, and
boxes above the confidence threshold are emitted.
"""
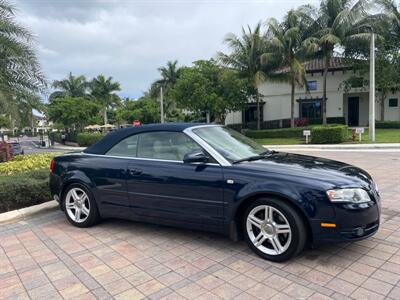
[128,168,142,176]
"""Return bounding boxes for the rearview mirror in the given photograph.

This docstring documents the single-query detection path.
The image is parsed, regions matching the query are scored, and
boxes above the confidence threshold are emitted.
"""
[183,150,208,164]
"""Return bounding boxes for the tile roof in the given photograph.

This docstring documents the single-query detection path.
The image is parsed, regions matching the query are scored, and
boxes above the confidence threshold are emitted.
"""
[277,57,349,74]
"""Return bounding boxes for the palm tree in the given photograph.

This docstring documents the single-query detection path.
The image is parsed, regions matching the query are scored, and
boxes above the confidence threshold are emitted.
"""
[299,0,371,124]
[150,60,181,117]
[262,10,308,128]
[376,0,400,39]
[50,72,88,100]
[90,75,121,125]
[0,0,44,129]
[218,22,266,130]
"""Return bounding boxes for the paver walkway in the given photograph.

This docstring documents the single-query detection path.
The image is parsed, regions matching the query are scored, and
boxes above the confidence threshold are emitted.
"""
[1,151,399,299]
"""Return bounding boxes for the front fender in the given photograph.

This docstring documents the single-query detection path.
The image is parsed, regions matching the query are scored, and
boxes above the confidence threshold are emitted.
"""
[225,178,335,223]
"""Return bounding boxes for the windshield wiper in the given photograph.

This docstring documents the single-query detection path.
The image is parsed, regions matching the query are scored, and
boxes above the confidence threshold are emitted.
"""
[232,150,276,164]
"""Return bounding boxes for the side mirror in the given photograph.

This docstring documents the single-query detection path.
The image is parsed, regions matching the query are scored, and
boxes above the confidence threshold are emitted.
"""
[183,150,209,164]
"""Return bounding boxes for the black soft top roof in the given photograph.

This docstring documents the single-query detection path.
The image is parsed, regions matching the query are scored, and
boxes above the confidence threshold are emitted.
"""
[84,123,204,155]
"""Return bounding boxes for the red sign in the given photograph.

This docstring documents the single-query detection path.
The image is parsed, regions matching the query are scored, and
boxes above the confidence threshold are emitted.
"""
[132,120,141,126]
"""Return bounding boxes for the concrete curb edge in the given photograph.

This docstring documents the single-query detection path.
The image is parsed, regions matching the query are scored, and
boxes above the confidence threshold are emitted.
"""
[0,200,58,225]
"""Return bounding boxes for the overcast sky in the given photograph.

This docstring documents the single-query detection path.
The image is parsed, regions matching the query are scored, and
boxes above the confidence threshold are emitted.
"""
[15,0,317,99]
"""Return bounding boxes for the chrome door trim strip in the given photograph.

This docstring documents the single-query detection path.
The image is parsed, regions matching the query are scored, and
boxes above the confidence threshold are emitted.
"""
[81,152,220,166]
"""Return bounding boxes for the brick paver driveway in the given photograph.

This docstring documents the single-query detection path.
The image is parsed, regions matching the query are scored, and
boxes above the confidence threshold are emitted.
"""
[1,151,400,300]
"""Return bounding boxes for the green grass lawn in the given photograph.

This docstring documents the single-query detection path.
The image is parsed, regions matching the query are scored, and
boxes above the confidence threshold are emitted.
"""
[255,129,400,145]
[346,129,400,144]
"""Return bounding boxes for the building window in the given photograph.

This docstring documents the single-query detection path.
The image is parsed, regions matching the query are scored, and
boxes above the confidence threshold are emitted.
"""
[243,103,264,125]
[300,100,322,119]
[306,81,317,91]
[389,98,398,107]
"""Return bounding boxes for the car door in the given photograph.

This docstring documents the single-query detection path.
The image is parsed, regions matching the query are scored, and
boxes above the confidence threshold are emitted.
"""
[126,131,224,229]
[85,134,139,217]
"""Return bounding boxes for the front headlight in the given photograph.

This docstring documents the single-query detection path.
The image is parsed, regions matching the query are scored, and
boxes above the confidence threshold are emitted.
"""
[326,188,371,203]
[374,182,379,194]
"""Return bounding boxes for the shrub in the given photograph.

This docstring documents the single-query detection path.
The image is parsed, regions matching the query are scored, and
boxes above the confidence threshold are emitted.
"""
[376,121,400,129]
[307,117,346,125]
[77,132,104,146]
[311,125,348,144]
[0,142,12,162]
[246,127,311,139]
[0,169,51,213]
[0,153,60,175]
[226,123,243,132]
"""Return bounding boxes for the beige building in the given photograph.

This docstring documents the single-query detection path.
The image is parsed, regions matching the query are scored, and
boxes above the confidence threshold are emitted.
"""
[225,58,400,128]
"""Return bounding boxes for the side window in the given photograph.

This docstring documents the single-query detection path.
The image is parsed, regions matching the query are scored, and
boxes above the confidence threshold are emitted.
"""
[306,80,317,91]
[389,98,398,107]
[137,131,203,161]
[106,135,139,157]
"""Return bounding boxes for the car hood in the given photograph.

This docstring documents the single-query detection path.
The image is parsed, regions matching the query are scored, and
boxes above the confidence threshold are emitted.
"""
[236,152,373,189]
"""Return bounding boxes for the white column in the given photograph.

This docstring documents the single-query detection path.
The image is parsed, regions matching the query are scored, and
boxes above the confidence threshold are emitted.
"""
[369,32,375,141]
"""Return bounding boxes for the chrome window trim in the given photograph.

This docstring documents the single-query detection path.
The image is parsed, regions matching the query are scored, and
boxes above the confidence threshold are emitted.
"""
[81,152,220,166]
[184,125,232,167]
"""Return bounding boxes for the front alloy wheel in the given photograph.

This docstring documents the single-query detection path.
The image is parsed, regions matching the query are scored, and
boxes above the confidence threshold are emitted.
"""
[243,198,306,262]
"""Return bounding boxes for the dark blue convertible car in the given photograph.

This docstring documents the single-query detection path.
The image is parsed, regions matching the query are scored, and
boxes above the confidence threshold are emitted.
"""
[50,123,380,261]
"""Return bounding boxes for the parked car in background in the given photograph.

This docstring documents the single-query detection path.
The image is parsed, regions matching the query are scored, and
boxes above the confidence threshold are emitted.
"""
[9,142,24,155]
[50,123,380,262]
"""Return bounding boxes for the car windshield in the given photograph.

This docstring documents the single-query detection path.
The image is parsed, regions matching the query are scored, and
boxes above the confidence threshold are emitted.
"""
[192,126,268,162]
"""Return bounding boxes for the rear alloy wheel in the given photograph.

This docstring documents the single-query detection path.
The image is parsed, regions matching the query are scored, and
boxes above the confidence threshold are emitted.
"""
[63,184,99,227]
[243,198,306,262]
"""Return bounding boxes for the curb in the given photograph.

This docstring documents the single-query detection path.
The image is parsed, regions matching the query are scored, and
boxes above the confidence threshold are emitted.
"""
[0,200,59,225]
[264,143,400,150]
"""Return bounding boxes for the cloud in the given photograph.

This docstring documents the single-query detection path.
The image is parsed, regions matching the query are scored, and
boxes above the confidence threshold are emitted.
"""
[15,0,317,99]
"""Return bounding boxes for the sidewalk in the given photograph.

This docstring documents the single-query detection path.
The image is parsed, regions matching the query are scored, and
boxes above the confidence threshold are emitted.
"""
[265,143,400,151]
[51,143,86,151]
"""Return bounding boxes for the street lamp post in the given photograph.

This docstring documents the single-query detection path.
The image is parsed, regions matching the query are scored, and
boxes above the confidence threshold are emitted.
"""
[160,87,165,124]
[369,32,375,142]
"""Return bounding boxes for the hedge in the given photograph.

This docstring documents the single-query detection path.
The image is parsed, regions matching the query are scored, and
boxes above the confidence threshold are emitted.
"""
[0,169,51,213]
[246,126,311,139]
[246,124,348,144]
[0,153,59,175]
[311,125,348,144]
[76,132,104,146]
[375,121,400,129]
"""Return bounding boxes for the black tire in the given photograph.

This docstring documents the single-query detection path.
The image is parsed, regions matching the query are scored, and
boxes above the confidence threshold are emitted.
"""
[62,183,100,228]
[242,197,307,262]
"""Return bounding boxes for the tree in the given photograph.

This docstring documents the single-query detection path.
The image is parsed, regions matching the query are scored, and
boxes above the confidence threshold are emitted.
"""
[47,96,101,131]
[115,97,160,124]
[341,48,400,121]
[376,0,400,42]
[150,60,181,119]
[262,10,308,127]
[0,0,45,97]
[300,0,372,124]
[0,115,10,128]
[50,73,89,100]
[218,22,267,129]
[171,60,249,124]
[0,0,45,131]
[90,75,121,125]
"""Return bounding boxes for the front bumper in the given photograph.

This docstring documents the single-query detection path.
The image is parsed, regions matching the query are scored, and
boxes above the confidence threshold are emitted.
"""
[311,195,380,243]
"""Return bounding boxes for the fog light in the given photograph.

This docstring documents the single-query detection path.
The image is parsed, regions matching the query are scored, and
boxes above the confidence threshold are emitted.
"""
[355,227,364,236]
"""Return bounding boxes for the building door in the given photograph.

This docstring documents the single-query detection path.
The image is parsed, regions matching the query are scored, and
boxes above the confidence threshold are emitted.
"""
[348,97,359,126]
[243,103,264,128]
